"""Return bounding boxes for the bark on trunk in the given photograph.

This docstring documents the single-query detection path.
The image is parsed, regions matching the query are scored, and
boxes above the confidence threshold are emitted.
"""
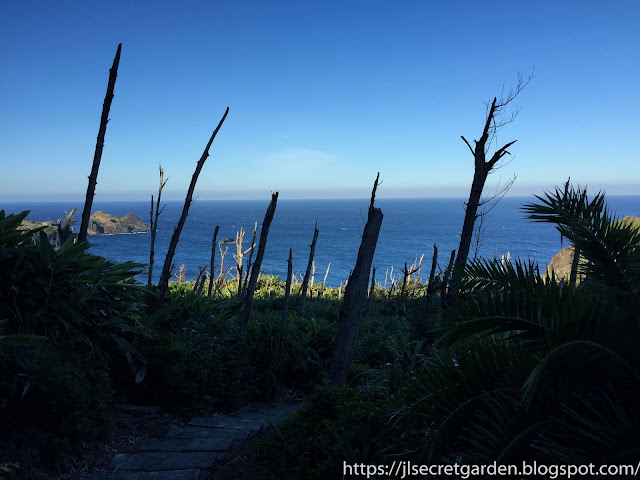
[240,193,279,330]
[298,223,319,316]
[157,107,229,304]
[329,174,383,386]
[453,168,487,283]
[79,44,122,243]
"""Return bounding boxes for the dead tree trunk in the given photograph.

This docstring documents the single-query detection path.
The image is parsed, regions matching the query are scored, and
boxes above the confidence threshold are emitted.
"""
[56,206,77,247]
[399,262,417,313]
[321,262,331,297]
[148,164,167,285]
[425,244,438,316]
[311,261,316,292]
[329,174,383,386]
[441,249,456,307]
[241,221,258,297]
[157,107,229,304]
[369,267,377,299]
[234,227,246,297]
[240,193,278,330]
[298,223,319,316]
[194,266,205,294]
[79,44,122,243]
[207,225,220,297]
[217,244,228,294]
[451,75,530,285]
[282,247,293,323]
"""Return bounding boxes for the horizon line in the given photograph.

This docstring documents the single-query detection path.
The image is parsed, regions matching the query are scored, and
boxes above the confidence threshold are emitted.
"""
[3,193,640,204]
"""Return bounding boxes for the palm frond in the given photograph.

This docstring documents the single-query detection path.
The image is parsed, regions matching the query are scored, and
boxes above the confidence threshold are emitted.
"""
[522,340,640,408]
[522,185,640,304]
[442,257,605,349]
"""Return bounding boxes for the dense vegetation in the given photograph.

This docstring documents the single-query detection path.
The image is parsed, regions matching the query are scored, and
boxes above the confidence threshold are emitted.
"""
[1,184,639,479]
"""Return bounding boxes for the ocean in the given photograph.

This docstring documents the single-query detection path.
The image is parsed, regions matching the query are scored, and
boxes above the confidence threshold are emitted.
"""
[4,196,640,288]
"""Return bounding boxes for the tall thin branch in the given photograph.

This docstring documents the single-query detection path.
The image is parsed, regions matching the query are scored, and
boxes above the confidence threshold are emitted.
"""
[79,43,122,242]
[157,107,229,303]
[148,164,167,285]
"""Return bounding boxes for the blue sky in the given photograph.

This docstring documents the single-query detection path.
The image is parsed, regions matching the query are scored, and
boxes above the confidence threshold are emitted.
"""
[1,1,638,201]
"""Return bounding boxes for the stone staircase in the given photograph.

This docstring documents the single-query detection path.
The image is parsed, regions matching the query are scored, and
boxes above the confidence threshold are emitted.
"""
[81,404,299,480]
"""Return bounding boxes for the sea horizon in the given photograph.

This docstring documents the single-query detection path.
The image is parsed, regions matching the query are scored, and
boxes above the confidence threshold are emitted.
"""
[5,195,640,288]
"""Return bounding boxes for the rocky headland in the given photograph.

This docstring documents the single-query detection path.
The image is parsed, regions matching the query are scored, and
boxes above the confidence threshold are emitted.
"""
[20,211,149,244]
[87,211,150,235]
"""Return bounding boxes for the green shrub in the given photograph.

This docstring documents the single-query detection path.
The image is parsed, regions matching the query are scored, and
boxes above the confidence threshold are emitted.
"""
[262,385,393,479]
[0,210,140,465]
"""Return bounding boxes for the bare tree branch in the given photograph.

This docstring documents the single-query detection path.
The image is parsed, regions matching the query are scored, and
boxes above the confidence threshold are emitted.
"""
[79,44,122,242]
[157,107,229,304]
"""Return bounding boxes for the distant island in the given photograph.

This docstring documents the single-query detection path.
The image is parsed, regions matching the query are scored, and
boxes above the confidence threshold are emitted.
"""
[20,211,149,244]
[86,211,149,235]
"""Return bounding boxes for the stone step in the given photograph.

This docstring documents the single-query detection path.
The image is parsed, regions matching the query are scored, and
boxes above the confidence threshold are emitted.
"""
[90,403,302,479]
[138,434,238,452]
[81,470,200,480]
[166,425,252,440]
[189,414,268,431]
[109,452,221,471]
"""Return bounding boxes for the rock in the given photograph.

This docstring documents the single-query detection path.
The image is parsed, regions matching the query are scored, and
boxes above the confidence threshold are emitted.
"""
[19,219,59,244]
[620,215,640,231]
[87,211,150,235]
[545,245,576,281]
[545,216,640,281]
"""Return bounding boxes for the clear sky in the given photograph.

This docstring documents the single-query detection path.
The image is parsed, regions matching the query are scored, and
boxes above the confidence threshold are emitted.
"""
[1,1,638,201]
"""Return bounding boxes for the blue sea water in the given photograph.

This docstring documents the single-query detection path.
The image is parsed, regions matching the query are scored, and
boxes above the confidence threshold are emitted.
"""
[4,196,640,288]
